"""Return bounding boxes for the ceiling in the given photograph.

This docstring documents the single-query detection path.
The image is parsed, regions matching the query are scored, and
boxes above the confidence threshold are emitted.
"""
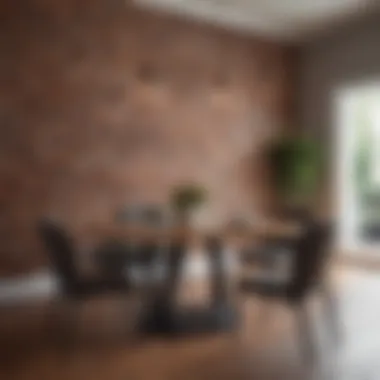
[133,0,379,41]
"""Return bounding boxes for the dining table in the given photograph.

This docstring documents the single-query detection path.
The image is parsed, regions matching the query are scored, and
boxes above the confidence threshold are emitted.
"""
[86,219,302,336]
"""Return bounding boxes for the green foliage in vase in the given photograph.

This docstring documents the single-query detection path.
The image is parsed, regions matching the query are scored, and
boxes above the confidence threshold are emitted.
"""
[170,184,207,215]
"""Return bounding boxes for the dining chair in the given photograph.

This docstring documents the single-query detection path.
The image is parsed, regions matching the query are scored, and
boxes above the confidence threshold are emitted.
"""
[229,216,293,276]
[241,236,295,277]
[39,219,130,341]
[239,219,340,363]
[114,204,170,287]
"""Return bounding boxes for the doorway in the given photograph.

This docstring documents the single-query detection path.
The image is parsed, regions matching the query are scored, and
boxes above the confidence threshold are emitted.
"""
[335,82,380,253]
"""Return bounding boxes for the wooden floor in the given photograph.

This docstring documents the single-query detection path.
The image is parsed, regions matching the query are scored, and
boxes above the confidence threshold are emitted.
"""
[0,267,379,380]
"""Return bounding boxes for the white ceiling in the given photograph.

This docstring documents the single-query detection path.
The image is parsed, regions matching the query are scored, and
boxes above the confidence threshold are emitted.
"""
[133,0,379,41]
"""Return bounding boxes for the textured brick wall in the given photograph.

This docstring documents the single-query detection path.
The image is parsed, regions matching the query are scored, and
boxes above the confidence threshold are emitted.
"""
[0,0,294,275]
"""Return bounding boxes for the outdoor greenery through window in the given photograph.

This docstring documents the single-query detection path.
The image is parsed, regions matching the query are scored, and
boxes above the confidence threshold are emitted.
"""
[337,83,380,251]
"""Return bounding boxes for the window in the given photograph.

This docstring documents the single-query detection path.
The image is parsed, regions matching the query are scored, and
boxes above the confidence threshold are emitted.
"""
[335,83,380,253]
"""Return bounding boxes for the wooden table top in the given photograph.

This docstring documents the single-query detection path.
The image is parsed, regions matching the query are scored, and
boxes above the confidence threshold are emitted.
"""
[86,220,302,246]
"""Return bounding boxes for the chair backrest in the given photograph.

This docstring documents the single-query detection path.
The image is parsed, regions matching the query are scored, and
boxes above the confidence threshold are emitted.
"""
[38,220,78,292]
[286,220,333,301]
[94,239,132,276]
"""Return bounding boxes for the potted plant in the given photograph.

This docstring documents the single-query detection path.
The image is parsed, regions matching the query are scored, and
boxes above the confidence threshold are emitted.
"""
[170,183,207,226]
[267,135,323,221]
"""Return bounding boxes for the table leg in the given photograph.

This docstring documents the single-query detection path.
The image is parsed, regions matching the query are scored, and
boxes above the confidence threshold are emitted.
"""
[140,238,238,336]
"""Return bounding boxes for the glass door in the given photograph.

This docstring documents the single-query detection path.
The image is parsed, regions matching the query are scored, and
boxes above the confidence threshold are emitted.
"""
[336,83,380,253]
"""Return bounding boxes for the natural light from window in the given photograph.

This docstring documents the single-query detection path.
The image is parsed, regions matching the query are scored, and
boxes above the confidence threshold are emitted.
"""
[335,82,380,254]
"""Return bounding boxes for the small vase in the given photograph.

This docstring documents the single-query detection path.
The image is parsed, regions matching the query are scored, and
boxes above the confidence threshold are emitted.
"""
[176,208,207,230]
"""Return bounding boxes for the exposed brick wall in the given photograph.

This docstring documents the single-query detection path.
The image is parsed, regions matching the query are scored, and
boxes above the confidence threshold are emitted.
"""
[0,0,294,275]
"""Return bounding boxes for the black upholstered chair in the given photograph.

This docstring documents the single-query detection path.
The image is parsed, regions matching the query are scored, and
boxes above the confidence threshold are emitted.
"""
[39,220,130,340]
[240,220,340,362]
[114,204,170,287]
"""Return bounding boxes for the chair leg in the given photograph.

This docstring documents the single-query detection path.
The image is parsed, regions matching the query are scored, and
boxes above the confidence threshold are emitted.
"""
[293,301,317,366]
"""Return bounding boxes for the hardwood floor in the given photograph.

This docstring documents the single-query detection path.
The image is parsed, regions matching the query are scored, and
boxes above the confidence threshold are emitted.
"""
[0,267,379,380]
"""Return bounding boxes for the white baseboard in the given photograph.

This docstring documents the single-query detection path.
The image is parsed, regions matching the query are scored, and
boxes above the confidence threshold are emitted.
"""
[0,271,58,305]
